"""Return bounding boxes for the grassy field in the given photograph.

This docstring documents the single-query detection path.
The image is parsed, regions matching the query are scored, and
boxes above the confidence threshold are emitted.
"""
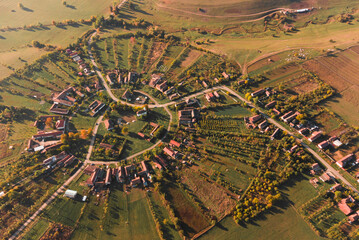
[0,0,114,28]
[22,218,50,240]
[42,197,85,227]
[72,186,160,240]
[200,174,325,240]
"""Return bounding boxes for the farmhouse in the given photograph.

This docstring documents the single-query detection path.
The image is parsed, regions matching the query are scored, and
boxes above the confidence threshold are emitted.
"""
[156,81,168,93]
[106,71,117,85]
[265,101,276,109]
[271,128,281,140]
[222,72,229,79]
[84,165,97,175]
[141,161,149,174]
[299,128,309,135]
[169,140,182,148]
[339,196,356,215]
[308,131,323,142]
[117,166,126,183]
[272,108,281,115]
[213,91,220,98]
[105,168,111,185]
[318,140,330,150]
[311,163,322,173]
[127,72,138,83]
[122,89,134,101]
[163,147,178,159]
[131,177,142,187]
[251,89,265,97]
[103,119,115,131]
[348,213,359,224]
[150,74,162,87]
[88,100,106,116]
[258,120,269,130]
[155,155,168,169]
[55,119,66,130]
[178,108,199,125]
[249,114,262,124]
[49,103,70,115]
[336,154,355,168]
[136,109,147,117]
[53,87,82,107]
[202,81,208,88]
[280,111,293,121]
[137,132,145,138]
[319,172,332,182]
[283,112,300,123]
[330,183,343,192]
[33,130,63,141]
[205,92,215,102]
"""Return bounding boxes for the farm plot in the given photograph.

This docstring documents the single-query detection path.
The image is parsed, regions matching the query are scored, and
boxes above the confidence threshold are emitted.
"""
[143,41,167,72]
[180,168,236,218]
[128,37,142,71]
[137,38,151,72]
[303,48,359,125]
[22,218,50,240]
[156,45,185,72]
[166,49,203,78]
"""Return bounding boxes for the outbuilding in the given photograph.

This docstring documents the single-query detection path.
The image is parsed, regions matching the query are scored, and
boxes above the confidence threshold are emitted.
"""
[64,189,77,199]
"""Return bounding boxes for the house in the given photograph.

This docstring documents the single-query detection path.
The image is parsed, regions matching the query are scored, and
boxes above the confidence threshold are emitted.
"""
[178,108,199,125]
[105,168,112,185]
[308,131,322,142]
[202,81,208,88]
[318,140,330,150]
[299,128,309,135]
[249,114,262,124]
[169,140,181,148]
[155,155,168,169]
[138,132,145,138]
[271,128,281,140]
[153,160,163,170]
[106,72,117,85]
[125,165,135,177]
[348,213,359,223]
[122,89,134,102]
[88,169,99,187]
[265,101,276,109]
[283,112,300,123]
[89,100,106,116]
[336,154,355,168]
[311,163,322,173]
[127,72,138,83]
[164,87,175,96]
[141,161,149,174]
[117,166,126,183]
[222,72,229,79]
[52,87,79,107]
[32,130,63,141]
[136,109,147,117]
[251,89,265,97]
[163,147,178,159]
[330,183,343,191]
[319,172,332,182]
[64,189,77,199]
[131,177,142,187]
[272,108,281,115]
[55,119,66,130]
[289,145,298,153]
[84,165,97,175]
[150,74,162,87]
[258,120,269,130]
[103,119,115,131]
[156,81,168,93]
[49,103,69,115]
[339,196,356,215]
[205,93,215,102]
[213,91,220,98]
[280,111,293,121]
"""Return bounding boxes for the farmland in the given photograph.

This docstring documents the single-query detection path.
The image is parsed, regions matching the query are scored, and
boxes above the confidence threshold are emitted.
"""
[303,47,359,126]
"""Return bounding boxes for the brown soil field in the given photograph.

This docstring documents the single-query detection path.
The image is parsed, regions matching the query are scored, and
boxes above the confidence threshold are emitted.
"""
[180,50,203,69]
[167,185,210,237]
[247,53,282,73]
[289,77,319,94]
[303,47,359,126]
[181,169,236,218]
[143,42,167,72]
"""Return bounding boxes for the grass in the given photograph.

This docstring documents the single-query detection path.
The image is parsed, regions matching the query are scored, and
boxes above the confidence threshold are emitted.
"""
[22,217,50,240]
[0,0,114,28]
[199,206,323,240]
[209,104,251,117]
[42,197,85,227]
[72,185,160,240]
[200,175,325,240]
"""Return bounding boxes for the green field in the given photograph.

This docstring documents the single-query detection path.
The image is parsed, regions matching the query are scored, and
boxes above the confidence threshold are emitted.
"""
[72,186,160,240]
[22,218,50,240]
[200,174,324,240]
[42,197,85,227]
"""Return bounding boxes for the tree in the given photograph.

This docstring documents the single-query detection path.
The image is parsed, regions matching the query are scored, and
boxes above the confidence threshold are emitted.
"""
[45,117,53,128]
[121,126,129,135]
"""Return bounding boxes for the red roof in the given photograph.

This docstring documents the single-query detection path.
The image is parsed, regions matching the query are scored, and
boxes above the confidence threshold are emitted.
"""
[169,140,181,148]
